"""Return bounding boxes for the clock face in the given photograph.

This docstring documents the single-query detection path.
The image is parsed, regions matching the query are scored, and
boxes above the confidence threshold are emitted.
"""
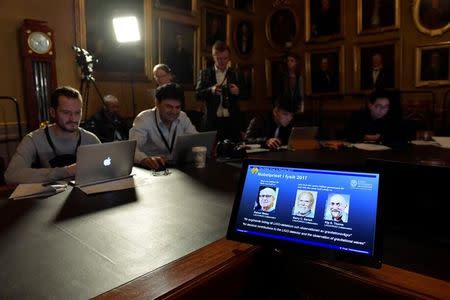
[27,31,52,54]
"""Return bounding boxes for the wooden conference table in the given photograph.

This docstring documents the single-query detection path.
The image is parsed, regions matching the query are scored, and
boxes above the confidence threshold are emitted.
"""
[0,145,449,299]
[0,164,240,299]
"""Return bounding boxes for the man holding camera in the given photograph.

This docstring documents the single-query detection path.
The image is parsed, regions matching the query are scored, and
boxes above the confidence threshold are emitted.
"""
[195,41,246,142]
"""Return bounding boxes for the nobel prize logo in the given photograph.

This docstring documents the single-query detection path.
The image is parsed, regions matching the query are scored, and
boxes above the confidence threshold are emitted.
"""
[103,157,112,167]
[350,179,358,188]
[251,167,258,174]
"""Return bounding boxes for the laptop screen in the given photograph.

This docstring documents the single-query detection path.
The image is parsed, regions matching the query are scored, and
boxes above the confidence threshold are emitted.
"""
[227,159,383,267]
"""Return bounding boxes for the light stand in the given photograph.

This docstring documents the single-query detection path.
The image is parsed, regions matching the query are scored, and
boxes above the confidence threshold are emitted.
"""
[113,16,141,117]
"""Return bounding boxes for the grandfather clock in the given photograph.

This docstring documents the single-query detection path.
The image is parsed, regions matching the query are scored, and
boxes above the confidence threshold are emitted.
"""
[19,19,57,131]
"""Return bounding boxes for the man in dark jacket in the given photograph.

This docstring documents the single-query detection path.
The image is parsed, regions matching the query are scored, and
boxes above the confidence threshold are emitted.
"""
[244,98,295,149]
[195,41,247,142]
[345,90,404,145]
[85,94,130,142]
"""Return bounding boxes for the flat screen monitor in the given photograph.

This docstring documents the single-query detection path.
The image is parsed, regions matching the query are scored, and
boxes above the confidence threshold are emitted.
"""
[227,159,383,268]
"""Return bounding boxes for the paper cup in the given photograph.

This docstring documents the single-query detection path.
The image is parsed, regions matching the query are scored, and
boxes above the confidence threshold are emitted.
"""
[192,146,207,168]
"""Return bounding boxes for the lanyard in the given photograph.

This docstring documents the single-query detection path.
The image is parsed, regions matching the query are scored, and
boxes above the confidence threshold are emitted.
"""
[154,110,177,153]
[45,126,81,156]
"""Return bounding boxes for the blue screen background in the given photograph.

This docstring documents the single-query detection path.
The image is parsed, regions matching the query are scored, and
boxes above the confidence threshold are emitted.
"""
[234,164,380,255]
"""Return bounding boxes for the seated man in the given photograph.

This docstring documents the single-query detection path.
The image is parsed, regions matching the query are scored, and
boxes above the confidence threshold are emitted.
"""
[85,94,130,142]
[129,83,197,170]
[5,86,101,184]
[244,98,295,149]
[345,90,403,145]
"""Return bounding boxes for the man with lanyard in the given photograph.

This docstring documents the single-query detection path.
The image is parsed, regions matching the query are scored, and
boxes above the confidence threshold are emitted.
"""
[195,41,246,142]
[129,83,197,170]
[5,86,101,184]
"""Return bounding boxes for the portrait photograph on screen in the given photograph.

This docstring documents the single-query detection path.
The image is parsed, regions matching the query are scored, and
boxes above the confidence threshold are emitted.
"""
[227,159,384,268]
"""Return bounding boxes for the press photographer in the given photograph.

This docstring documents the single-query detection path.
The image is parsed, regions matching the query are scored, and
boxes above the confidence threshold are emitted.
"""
[195,41,247,142]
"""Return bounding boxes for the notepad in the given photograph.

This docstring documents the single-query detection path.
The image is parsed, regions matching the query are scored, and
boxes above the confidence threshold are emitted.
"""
[432,136,450,148]
[353,143,391,151]
[9,183,67,200]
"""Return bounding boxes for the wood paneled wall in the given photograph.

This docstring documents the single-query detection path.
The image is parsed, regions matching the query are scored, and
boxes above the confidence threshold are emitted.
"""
[1,0,449,134]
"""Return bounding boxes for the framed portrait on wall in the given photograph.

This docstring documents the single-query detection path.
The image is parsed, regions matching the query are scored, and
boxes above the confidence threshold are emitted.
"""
[355,42,399,91]
[233,0,254,13]
[266,7,299,50]
[264,56,284,98]
[234,20,253,57]
[77,0,151,80]
[306,0,343,41]
[412,0,450,36]
[416,43,450,86]
[236,63,253,100]
[153,0,195,12]
[306,47,344,95]
[205,0,227,7]
[202,8,228,50]
[358,0,399,34]
[159,18,197,87]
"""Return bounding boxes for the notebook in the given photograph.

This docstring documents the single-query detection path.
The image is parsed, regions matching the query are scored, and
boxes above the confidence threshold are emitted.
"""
[227,159,384,268]
[287,126,319,150]
[169,131,217,164]
[74,140,136,187]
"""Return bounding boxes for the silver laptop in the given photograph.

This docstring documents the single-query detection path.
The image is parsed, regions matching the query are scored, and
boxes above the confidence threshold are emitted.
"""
[287,126,319,149]
[170,131,217,164]
[74,140,136,187]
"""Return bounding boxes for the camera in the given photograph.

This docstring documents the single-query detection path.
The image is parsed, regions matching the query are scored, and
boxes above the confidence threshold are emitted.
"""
[72,46,98,77]
[221,84,231,108]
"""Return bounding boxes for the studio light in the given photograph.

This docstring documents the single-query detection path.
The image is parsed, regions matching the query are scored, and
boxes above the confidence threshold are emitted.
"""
[113,16,141,43]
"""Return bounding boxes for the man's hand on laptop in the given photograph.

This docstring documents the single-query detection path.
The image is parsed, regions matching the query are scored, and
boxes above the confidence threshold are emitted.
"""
[65,164,77,177]
[141,156,165,170]
[266,138,282,149]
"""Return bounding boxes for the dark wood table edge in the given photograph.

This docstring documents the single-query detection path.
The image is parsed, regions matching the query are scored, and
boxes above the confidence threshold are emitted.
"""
[94,238,449,300]
[93,239,258,299]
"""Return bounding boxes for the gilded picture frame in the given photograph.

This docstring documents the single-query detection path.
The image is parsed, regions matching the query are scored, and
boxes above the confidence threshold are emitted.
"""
[266,7,300,50]
[233,0,254,13]
[412,0,450,36]
[415,42,450,87]
[354,41,400,91]
[157,17,198,88]
[233,19,253,58]
[202,7,229,51]
[264,56,284,98]
[74,0,152,81]
[305,46,344,95]
[357,0,400,34]
[305,0,344,42]
[235,63,254,100]
[153,0,198,14]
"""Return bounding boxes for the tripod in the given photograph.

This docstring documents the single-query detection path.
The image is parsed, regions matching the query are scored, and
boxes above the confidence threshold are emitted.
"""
[79,73,105,122]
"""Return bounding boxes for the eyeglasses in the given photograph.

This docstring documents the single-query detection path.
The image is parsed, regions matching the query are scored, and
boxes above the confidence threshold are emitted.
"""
[259,194,273,198]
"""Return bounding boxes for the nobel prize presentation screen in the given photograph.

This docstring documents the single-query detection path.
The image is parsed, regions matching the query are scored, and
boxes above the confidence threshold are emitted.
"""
[232,164,380,256]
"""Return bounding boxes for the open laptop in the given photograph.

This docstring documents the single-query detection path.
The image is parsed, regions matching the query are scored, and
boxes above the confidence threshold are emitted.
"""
[73,140,136,187]
[287,126,319,150]
[169,131,217,164]
[227,159,384,268]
